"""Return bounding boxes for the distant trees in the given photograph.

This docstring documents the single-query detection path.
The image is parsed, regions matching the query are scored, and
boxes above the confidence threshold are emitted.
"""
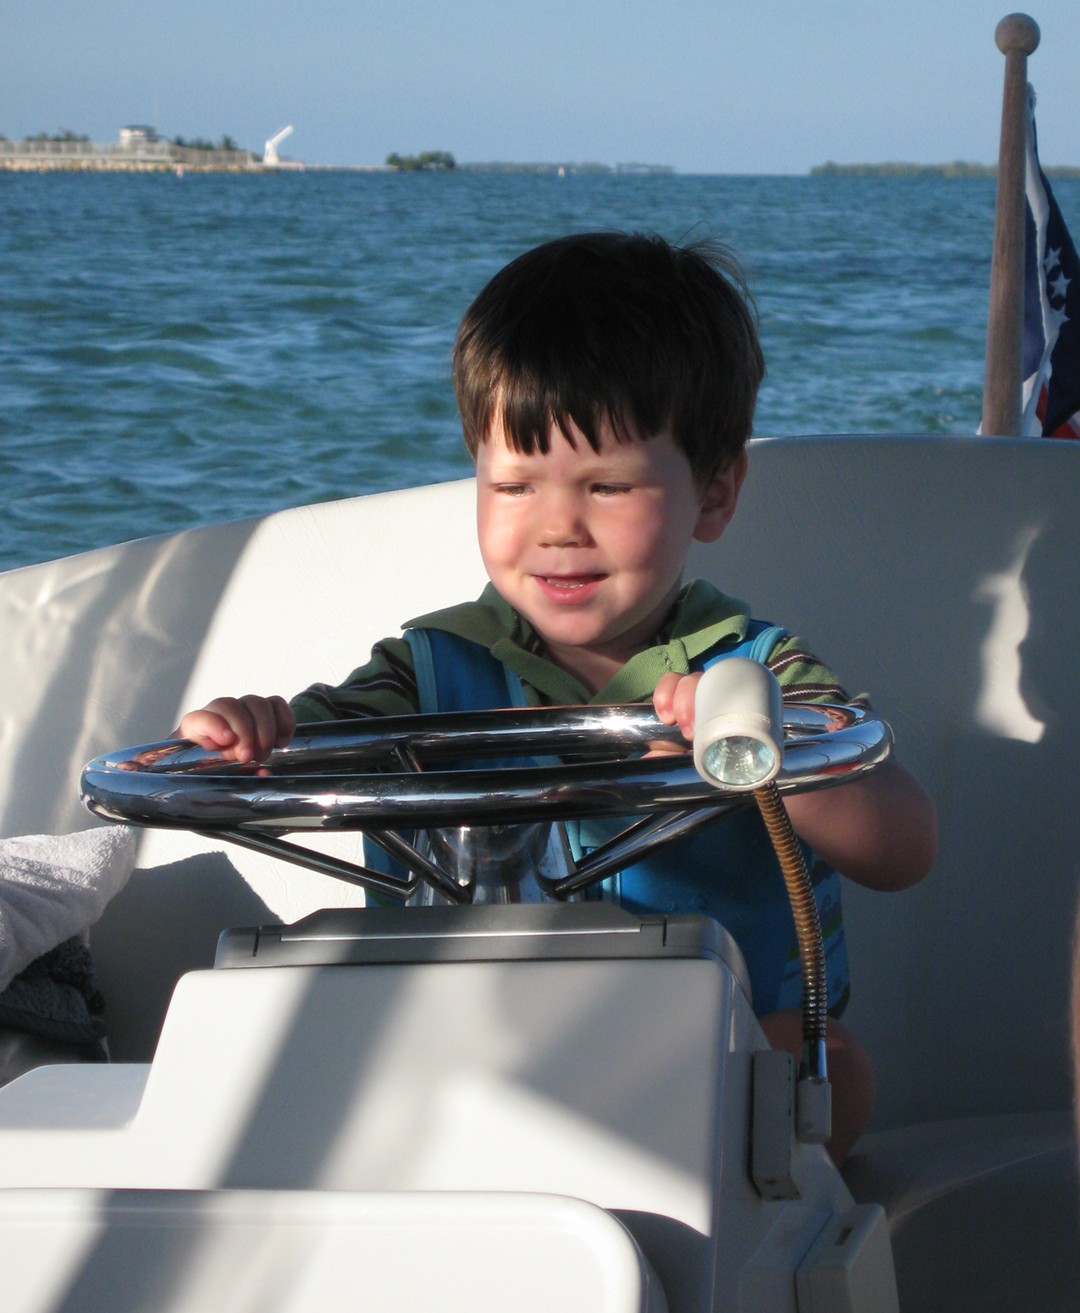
[385,150,456,172]
[24,129,90,143]
[172,134,243,153]
[811,160,995,178]
[14,129,248,151]
[13,128,245,151]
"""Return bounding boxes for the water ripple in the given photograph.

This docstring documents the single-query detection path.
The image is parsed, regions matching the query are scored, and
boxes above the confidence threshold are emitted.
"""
[4,170,1073,571]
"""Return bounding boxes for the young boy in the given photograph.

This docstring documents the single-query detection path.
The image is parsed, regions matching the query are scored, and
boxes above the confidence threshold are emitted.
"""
[177,232,937,1161]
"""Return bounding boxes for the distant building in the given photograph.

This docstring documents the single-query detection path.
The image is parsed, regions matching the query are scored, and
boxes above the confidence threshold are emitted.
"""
[0,124,257,172]
[118,126,160,148]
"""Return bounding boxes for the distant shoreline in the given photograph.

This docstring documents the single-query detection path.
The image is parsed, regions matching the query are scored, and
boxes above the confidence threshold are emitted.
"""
[0,159,393,174]
[0,138,676,176]
[7,151,1080,179]
[0,156,676,177]
[811,160,1080,178]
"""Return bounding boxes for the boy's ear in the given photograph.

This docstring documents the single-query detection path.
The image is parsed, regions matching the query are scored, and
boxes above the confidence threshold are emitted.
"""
[693,450,748,543]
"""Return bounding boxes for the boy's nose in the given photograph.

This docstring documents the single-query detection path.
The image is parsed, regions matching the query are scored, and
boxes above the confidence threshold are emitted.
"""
[539,493,590,546]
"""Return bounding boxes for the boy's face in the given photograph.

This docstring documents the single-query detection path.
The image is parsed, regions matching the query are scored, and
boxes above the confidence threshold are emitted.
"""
[476,415,745,690]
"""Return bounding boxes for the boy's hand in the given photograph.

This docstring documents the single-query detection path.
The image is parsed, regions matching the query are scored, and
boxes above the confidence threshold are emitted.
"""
[652,671,703,740]
[656,673,937,890]
[649,671,703,755]
[177,695,295,764]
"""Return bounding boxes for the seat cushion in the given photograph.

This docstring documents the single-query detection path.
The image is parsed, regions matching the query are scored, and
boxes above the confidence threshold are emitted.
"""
[844,1112,1079,1313]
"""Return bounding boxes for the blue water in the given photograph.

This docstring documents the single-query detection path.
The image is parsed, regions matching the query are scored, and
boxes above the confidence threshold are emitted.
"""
[3,170,1075,572]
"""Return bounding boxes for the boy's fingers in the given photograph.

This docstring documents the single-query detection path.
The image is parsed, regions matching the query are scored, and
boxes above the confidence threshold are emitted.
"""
[670,675,703,738]
[177,706,239,750]
[233,695,294,762]
[180,697,284,763]
[241,696,275,760]
[652,672,682,723]
[266,695,297,746]
[652,672,703,738]
[202,699,259,760]
[175,696,292,763]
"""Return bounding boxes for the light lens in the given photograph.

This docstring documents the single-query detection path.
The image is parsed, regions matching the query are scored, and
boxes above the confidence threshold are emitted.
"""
[701,735,779,788]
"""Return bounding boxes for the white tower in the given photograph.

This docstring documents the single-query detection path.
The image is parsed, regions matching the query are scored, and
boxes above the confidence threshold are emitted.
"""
[263,125,294,167]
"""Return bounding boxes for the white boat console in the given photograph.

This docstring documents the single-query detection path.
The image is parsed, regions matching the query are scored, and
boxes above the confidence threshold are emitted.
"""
[0,902,895,1312]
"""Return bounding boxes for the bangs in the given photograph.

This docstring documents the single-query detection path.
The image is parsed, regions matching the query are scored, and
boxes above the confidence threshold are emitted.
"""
[489,378,663,459]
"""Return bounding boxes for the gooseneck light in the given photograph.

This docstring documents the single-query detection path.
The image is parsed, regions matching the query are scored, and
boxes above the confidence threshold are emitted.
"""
[693,658,784,791]
[693,658,831,1145]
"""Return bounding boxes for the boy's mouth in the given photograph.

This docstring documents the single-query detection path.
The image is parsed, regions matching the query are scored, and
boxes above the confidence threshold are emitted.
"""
[540,574,602,589]
[534,573,606,600]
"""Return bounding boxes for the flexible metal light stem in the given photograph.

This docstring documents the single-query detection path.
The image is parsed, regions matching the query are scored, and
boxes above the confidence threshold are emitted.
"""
[753,781,828,1085]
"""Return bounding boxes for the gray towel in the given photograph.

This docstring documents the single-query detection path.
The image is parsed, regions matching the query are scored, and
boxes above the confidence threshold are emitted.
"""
[0,827,136,1044]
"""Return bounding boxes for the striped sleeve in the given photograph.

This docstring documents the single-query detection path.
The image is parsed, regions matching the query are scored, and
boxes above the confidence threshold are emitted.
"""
[766,634,869,707]
[288,636,420,722]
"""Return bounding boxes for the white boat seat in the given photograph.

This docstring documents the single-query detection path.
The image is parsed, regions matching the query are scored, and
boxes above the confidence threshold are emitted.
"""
[2,1189,667,1313]
[843,1111,1079,1313]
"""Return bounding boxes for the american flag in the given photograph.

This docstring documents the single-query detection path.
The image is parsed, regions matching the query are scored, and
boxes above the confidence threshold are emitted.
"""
[1021,87,1080,439]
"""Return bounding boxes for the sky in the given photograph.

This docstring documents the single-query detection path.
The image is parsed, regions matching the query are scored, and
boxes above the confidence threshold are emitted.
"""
[4,2,1079,174]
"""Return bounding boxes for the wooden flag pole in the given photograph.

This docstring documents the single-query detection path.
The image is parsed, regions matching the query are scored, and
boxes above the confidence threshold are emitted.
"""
[982,13,1040,436]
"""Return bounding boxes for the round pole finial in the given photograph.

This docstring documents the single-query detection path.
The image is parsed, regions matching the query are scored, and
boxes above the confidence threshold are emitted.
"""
[996,13,1040,55]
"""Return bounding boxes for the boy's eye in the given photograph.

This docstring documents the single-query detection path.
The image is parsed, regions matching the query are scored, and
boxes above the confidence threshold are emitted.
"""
[494,483,531,496]
[592,483,631,496]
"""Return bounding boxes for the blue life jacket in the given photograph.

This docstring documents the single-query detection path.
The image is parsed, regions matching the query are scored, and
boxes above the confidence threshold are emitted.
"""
[364,622,850,1018]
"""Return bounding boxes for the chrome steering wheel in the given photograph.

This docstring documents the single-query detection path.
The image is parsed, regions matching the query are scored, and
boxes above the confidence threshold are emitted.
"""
[81,700,890,904]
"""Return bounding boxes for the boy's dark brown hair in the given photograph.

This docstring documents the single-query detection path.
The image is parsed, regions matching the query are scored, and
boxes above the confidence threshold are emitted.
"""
[452,231,764,486]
